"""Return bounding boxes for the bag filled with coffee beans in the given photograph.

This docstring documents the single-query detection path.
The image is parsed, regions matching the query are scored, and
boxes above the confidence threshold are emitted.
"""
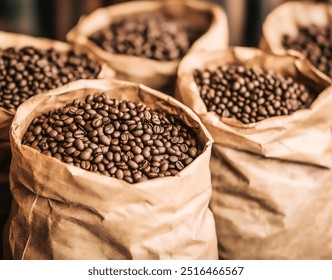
[0,31,114,258]
[66,0,228,94]
[5,79,216,260]
[176,47,332,259]
[259,1,332,80]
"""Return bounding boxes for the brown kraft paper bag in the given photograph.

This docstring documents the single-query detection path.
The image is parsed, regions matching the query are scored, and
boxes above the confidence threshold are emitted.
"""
[0,31,114,258]
[259,1,332,81]
[176,47,332,259]
[6,79,217,260]
[66,0,228,93]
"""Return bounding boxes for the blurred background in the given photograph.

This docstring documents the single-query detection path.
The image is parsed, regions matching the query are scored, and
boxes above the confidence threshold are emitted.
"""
[0,0,330,47]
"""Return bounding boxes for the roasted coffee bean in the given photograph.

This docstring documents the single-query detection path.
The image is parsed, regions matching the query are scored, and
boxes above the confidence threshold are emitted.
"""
[128,160,139,170]
[169,156,178,163]
[194,65,314,123]
[0,47,101,110]
[73,139,84,151]
[115,169,124,179]
[23,93,202,183]
[65,147,76,155]
[282,24,332,78]
[133,154,144,164]
[81,161,91,170]
[80,149,92,161]
[89,12,202,61]
[175,161,184,171]
[99,135,111,146]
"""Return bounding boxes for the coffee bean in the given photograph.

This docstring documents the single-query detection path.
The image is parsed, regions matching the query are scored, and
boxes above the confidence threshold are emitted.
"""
[282,24,332,78]
[194,65,314,123]
[104,124,115,135]
[147,172,158,179]
[99,135,111,146]
[65,147,76,155]
[80,149,92,161]
[0,47,101,110]
[132,146,142,155]
[128,160,139,170]
[73,139,84,151]
[92,117,102,128]
[180,144,189,153]
[74,130,85,139]
[93,154,103,164]
[258,107,268,116]
[154,139,163,147]
[23,94,203,183]
[81,161,91,170]
[175,161,184,171]
[115,169,124,179]
[169,156,178,163]
[134,154,144,164]
[89,12,202,62]
[188,147,198,158]
[152,155,164,162]
[133,130,144,137]
[33,125,42,136]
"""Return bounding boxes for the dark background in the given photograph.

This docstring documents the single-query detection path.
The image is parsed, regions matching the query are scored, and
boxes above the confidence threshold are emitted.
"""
[0,0,330,47]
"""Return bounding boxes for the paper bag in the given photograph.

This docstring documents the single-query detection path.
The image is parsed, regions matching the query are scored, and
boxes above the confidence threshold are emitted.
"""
[259,1,332,81]
[67,0,228,94]
[176,47,332,259]
[0,31,114,259]
[6,79,217,260]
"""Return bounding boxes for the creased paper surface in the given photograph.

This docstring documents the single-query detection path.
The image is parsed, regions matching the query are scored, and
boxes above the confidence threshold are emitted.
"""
[6,79,217,260]
[67,0,228,93]
[176,47,332,259]
[0,31,114,258]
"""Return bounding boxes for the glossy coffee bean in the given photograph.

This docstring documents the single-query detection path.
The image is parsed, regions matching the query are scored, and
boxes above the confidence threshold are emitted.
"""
[0,46,101,110]
[22,93,202,183]
[194,64,314,123]
[89,12,201,61]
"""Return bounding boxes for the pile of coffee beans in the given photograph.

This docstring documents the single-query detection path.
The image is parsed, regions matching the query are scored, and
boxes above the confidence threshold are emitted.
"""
[89,12,200,61]
[282,24,332,78]
[22,93,202,183]
[0,47,101,110]
[193,64,313,123]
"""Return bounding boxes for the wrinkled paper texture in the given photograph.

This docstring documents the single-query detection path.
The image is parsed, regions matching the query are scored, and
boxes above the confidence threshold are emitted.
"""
[259,1,332,81]
[6,79,217,260]
[0,31,114,258]
[176,47,332,259]
[67,0,228,94]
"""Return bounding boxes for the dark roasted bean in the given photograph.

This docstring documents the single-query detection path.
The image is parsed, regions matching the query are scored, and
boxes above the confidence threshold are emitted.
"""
[73,139,84,151]
[22,94,202,183]
[194,64,314,123]
[99,135,111,146]
[128,160,139,170]
[0,47,101,110]
[115,169,124,179]
[89,12,202,62]
[282,24,332,78]
[80,149,92,161]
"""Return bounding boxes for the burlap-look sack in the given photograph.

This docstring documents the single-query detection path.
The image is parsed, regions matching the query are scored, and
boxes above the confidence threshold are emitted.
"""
[0,31,114,258]
[67,0,228,93]
[259,1,332,81]
[6,79,217,260]
[176,47,332,259]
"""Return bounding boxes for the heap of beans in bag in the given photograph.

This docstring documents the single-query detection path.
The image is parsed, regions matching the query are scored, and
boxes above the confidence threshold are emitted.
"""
[22,93,202,183]
[89,12,200,61]
[193,64,314,124]
[0,47,101,110]
[282,24,332,78]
